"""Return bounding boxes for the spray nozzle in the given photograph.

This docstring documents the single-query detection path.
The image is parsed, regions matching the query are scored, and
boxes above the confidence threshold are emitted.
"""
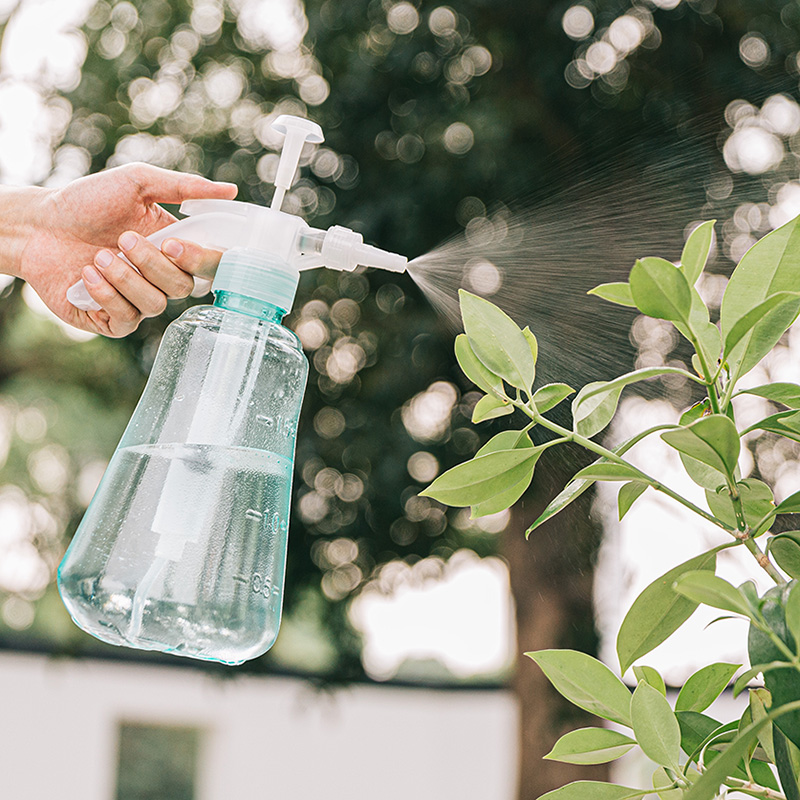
[297,225,406,273]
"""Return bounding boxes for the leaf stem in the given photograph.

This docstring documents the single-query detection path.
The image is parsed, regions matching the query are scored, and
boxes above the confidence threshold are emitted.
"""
[690,333,722,415]
[724,777,786,800]
[516,401,735,533]
[743,537,786,585]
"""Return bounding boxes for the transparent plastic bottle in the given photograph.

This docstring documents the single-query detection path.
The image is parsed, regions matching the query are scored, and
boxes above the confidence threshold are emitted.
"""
[58,114,406,665]
[58,292,308,665]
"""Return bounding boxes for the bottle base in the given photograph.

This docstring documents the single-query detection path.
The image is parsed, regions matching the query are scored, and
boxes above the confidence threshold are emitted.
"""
[58,573,277,666]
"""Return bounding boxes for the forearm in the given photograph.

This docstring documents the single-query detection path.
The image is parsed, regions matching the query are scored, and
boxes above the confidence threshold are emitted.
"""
[0,185,49,279]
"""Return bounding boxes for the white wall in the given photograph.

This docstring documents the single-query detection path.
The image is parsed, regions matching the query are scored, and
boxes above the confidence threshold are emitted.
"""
[0,652,518,800]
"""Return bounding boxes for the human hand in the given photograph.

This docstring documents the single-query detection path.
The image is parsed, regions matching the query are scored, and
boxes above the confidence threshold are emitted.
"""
[11,163,237,337]
[76,227,231,338]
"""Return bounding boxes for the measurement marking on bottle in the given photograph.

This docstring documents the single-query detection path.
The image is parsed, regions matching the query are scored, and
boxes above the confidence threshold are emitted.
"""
[245,509,263,520]
[232,575,249,585]
[251,572,274,599]
[255,414,296,437]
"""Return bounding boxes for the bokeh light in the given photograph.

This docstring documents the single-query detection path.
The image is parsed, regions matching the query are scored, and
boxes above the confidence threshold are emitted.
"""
[561,6,594,41]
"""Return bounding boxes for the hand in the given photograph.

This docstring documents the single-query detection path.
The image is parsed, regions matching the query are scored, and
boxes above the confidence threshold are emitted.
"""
[79,227,232,338]
[11,163,238,337]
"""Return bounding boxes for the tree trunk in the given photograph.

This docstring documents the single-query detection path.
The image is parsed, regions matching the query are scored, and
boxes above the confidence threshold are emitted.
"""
[504,450,609,799]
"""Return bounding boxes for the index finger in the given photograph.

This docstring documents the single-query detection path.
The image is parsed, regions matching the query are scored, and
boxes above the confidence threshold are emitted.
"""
[128,164,239,205]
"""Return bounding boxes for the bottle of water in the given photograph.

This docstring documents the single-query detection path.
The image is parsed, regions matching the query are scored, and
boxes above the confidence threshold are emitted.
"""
[58,116,406,664]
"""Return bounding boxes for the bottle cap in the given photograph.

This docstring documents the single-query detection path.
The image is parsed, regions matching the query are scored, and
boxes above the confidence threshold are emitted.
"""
[212,248,299,313]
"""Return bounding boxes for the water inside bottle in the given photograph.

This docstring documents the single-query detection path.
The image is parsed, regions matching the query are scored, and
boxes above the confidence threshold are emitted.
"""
[58,442,293,665]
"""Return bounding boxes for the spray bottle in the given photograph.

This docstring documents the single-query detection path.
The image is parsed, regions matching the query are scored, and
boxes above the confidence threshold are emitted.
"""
[57,115,407,665]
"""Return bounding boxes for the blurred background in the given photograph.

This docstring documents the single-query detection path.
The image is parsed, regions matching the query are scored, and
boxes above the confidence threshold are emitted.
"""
[3,0,800,798]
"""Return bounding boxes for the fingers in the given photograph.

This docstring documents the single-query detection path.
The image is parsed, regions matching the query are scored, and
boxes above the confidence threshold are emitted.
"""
[161,237,224,281]
[118,231,196,298]
[124,163,238,205]
[80,264,144,338]
[82,246,171,336]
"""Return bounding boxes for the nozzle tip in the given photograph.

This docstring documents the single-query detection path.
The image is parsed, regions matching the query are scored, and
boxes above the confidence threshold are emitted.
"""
[357,244,408,273]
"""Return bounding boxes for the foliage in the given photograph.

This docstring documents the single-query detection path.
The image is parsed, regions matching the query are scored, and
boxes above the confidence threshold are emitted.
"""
[423,216,800,798]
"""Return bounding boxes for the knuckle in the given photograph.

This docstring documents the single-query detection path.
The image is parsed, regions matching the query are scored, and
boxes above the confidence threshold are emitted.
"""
[108,261,136,290]
[118,303,140,324]
[172,272,195,298]
[148,293,168,317]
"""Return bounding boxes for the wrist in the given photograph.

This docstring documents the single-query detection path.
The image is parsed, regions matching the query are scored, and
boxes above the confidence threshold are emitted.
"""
[0,185,50,280]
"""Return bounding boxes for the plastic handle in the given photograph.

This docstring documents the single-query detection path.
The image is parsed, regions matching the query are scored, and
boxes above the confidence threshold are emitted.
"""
[66,211,246,311]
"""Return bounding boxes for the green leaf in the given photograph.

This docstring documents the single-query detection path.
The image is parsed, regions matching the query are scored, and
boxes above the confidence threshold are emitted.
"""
[572,367,702,440]
[775,727,800,800]
[748,584,800,750]
[526,477,595,537]
[722,291,800,365]
[470,474,535,517]
[470,431,536,517]
[420,448,541,507]
[630,256,692,324]
[786,583,800,649]
[737,382,800,408]
[676,402,727,490]
[733,662,796,698]
[475,430,533,457]
[532,383,574,414]
[616,549,719,675]
[675,663,740,713]
[681,220,715,285]
[684,704,797,800]
[522,325,538,368]
[572,380,623,438]
[674,287,720,369]
[587,282,636,308]
[704,480,774,531]
[652,766,683,800]
[676,710,726,761]
[633,665,666,695]
[459,289,535,391]
[572,463,645,482]
[631,681,682,771]
[750,688,775,764]
[581,367,703,400]
[543,727,636,765]
[776,491,800,514]
[538,782,645,800]
[674,572,754,617]
[743,410,800,444]
[769,533,800,580]
[721,214,800,381]
[661,415,740,481]
[618,481,648,520]
[526,650,632,727]
[471,393,513,423]
[454,334,505,398]
[470,460,537,518]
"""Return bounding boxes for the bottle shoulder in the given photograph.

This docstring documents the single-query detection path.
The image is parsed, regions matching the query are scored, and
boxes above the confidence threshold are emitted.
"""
[171,304,306,359]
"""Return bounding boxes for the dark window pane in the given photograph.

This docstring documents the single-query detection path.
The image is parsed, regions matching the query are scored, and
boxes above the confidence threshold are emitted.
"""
[115,722,200,800]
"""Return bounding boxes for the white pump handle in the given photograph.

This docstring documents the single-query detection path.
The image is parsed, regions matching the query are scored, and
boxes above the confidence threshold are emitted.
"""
[270,115,324,211]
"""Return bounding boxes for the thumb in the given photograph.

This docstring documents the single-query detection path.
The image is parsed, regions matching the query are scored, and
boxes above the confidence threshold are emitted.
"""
[130,164,238,205]
[161,237,224,281]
